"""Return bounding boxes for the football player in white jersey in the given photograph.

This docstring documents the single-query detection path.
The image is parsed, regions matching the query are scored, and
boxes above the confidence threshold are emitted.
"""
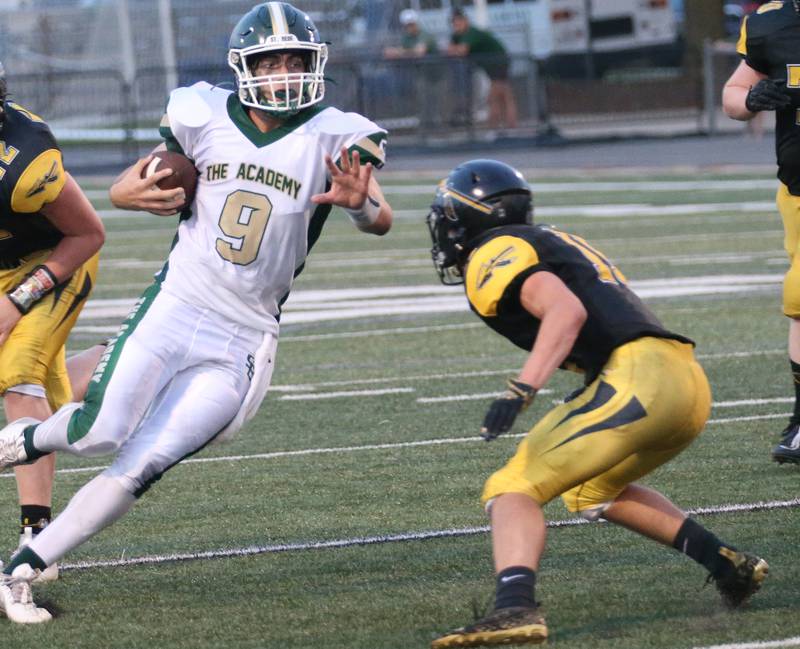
[0,2,392,623]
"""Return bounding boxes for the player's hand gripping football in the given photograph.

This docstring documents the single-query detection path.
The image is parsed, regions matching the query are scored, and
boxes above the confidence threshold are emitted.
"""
[481,379,537,441]
[109,154,187,216]
[311,146,372,210]
[745,79,792,112]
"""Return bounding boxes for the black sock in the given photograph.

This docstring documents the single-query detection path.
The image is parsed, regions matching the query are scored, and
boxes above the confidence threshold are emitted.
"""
[20,505,51,536]
[495,566,537,610]
[791,360,800,422]
[672,518,737,578]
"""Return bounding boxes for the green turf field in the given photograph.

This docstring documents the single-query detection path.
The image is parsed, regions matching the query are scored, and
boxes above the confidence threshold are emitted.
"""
[1,168,798,649]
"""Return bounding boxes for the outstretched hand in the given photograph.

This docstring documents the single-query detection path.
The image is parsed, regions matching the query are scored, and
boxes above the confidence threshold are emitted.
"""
[311,146,373,210]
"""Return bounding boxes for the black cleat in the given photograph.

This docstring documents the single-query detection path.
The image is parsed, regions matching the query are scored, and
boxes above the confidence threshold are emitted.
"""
[772,420,800,464]
[431,606,547,648]
[710,547,769,609]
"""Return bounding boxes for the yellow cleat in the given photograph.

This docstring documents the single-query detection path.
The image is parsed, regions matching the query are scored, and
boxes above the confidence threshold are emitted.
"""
[431,606,547,648]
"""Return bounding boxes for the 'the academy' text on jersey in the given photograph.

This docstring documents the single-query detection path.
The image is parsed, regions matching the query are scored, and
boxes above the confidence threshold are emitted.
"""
[464,224,692,381]
[158,82,387,334]
[0,102,66,269]
[737,0,800,194]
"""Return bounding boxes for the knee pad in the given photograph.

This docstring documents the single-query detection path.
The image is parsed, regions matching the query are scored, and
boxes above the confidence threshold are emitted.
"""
[578,501,613,522]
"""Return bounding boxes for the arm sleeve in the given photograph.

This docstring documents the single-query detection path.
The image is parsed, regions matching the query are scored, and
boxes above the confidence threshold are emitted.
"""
[158,84,214,158]
[737,14,771,75]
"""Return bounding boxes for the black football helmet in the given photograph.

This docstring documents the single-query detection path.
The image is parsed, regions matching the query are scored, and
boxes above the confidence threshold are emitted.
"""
[426,159,533,285]
[228,2,327,116]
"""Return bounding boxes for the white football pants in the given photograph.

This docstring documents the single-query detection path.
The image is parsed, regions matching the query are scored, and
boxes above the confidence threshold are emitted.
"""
[26,285,277,566]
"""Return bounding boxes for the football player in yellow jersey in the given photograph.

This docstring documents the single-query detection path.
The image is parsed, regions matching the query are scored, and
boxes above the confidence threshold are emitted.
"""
[0,61,104,589]
[723,0,800,463]
[426,160,768,648]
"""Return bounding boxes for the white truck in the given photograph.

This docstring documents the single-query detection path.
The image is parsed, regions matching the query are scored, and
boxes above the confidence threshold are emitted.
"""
[405,0,680,75]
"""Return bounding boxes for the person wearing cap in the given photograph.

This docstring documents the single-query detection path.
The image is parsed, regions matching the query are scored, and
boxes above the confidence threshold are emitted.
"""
[384,9,441,130]
[383,9,439,59]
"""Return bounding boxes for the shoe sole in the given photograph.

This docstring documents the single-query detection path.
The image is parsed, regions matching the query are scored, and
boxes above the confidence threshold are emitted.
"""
[431,624,548,648]
[772,453,800,464]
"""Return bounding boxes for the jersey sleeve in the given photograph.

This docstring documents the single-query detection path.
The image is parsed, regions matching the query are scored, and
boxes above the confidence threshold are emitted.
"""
[465,235,543,317]
[8,122,66,214]
[319,110,388,170]
[158,83,215,158]
[736,6,779,74]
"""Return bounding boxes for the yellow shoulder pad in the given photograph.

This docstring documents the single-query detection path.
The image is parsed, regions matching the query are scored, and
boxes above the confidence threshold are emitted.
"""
[736,15,748,55]
[757,1,784,13]
[465,235,540,317]
[10,148,66,213]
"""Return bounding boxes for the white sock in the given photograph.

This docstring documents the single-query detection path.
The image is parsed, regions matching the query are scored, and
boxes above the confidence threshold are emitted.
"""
[30,403,82,454]
[28,474,136,566]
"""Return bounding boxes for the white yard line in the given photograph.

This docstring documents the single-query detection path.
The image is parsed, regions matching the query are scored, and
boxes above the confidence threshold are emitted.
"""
[692,638,800,649]
[1,410,789,483]
[87,180,776,204]
[278,387,415,401]
[75,274,784,324]
[58,496,800,572]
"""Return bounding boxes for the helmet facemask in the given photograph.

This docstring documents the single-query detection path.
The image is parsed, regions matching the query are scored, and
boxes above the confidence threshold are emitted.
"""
[228,38,327,117]
[427,205,467,285]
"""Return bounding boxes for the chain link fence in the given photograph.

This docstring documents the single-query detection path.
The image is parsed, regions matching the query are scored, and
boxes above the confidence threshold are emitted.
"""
[0,1,747,170]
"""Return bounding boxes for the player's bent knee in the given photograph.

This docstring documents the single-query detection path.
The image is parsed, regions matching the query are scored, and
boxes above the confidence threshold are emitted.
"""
[100,470,140,497]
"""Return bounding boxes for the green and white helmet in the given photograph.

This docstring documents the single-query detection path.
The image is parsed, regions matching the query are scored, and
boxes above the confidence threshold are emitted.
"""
[228,2,328,116]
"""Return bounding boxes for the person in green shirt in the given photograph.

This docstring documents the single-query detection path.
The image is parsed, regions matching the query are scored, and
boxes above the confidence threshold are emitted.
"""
[447,9,518,129]
[383,9,438,59]
[384,9,442,130]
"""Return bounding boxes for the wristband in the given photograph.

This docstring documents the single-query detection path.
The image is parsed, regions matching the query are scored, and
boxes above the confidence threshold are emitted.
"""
[505,378,537,408]
[7,265,57,314]
[345,195,381,227]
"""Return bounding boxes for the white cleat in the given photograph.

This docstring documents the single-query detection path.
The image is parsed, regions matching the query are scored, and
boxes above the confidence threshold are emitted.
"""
[0,418,38,468]
[0,564,52,624]
[18,528,58,583]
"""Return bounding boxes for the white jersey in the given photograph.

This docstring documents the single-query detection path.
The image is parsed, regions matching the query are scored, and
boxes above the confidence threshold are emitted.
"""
[157,82,387,335]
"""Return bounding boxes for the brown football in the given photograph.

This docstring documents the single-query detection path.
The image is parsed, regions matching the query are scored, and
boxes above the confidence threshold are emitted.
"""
[141,150,198,209]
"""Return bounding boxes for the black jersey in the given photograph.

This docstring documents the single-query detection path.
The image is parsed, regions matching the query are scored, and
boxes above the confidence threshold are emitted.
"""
[0,101,66,268]
[737,1,800,194]
[463,224,692,381]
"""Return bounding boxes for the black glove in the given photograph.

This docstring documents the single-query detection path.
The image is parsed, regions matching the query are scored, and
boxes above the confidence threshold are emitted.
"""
[745,79,792,112]
[481,379,537,441]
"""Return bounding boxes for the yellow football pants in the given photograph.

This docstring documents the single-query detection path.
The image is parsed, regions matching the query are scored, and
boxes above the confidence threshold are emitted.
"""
[778,183,800,318]
[0,249,99,411]
[482,337,711,514]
